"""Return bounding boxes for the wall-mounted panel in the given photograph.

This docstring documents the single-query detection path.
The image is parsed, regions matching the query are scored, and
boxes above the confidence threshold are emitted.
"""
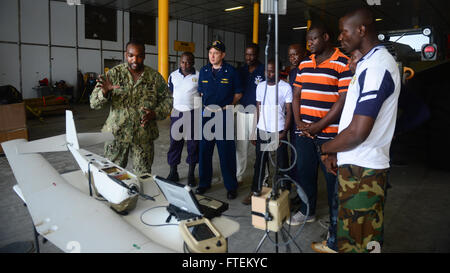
[77,5,100,48]
[0,44,20,89]
[51,47,77,88]
[0,0,19,42]
[21,44,50,98]
[102,10,123,51]
[21,0,49,45]
[130,12,155,46]
[50,1,76,46]
[84,4,117,42]
[78,48,101,75]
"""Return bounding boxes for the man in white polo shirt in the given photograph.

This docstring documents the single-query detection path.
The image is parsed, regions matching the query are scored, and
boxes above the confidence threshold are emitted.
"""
[319,8,400,253]
[166,52,200,187]
[250,59,292,198]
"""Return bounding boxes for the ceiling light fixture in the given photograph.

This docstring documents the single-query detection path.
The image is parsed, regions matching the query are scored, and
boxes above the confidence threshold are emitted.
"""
[292,26,308,30]
[376,18,383,21]
[225,6,245,12]
[66,0,81,5]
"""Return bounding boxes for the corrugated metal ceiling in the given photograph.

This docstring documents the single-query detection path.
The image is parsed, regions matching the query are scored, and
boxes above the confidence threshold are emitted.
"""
[55,0,450,44]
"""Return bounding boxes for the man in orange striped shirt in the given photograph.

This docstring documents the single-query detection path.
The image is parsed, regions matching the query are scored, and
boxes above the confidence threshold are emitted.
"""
[288,22,352,253]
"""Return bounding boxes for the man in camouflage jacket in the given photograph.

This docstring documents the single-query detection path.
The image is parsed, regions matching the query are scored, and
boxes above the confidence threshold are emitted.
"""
[90,41,172,174]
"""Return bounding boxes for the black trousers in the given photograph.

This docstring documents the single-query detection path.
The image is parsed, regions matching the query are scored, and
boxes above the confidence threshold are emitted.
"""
[252,129,289,193]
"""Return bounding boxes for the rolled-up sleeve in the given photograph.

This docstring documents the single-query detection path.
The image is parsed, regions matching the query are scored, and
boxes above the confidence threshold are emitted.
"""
[154,73,173,120]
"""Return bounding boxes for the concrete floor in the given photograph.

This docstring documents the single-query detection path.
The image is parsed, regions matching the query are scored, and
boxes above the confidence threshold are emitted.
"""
[1,103,449,253]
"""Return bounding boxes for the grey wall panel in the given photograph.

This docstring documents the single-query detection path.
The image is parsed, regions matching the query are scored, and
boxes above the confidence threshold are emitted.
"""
[21,44,50,98]
[123,11,129,49]
[0,43,20,89]
[235,33,245,62]
[51,47,77,88]
[77,5,100,49]
[169,55,177,74]
[102,10,122,51]
[203,25,209,59]
[224,31,235,62]
[169,20,176,56]
[144,54,157,71]
[192,23,204,59]
[21,0,49,44]
[1,5,247,98]
[211,29,224,43]
[194,58,204,71]
[0,0,19,42]
[50,1,76,46]
[78,48,101,75]
[177,20,192,43]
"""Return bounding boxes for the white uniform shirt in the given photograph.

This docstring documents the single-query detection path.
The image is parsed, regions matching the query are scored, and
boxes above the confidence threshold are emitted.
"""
[337,45,401,169]
[256,80,293,133]
[168,69,200,111]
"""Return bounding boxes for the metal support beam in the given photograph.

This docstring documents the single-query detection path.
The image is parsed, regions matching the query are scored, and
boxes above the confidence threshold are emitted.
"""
[158,0,169,81]
[253,1,260,44]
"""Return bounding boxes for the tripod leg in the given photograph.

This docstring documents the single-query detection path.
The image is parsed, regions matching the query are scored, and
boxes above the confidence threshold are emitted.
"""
[33,225,40,253]
[279,226,292,253]
[254,232,269,253]
[281,226,303,253]
[275,232,278,253]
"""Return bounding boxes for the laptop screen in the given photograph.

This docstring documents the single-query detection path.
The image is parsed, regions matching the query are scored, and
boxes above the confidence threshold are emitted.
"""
[153,175,203,216]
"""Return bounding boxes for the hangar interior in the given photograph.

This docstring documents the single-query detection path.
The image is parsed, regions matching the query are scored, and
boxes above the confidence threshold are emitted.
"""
[0,0,449,253]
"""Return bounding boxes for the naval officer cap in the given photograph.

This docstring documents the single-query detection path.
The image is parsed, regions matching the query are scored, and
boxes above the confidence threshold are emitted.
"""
[207,40,226,52]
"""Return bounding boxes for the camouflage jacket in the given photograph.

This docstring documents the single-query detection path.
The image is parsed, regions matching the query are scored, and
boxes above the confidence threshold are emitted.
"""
[90,63,172,144]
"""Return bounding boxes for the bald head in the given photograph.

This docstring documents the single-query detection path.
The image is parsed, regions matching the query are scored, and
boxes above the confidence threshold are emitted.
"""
[338,8,379,54]
[345,8,377,38]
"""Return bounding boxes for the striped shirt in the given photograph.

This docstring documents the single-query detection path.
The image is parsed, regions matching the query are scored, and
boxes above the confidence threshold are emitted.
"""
[293,48,352,139]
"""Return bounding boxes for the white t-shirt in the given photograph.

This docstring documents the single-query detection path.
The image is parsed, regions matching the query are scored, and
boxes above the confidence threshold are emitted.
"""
[168,69,200,111]
[337,45,401,169]
[256,80,293,133]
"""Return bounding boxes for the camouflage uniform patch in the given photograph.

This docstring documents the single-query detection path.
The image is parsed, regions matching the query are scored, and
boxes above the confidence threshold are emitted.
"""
[104,139,154,175]
[337,164,388,253]
[90,63,172,173]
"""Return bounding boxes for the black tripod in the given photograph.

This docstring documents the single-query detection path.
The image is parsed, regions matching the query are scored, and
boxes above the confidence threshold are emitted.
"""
[254,225,303,253]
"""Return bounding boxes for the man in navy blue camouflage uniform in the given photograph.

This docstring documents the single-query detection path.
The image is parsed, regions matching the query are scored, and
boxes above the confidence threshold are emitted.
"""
[196,40,243,200]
